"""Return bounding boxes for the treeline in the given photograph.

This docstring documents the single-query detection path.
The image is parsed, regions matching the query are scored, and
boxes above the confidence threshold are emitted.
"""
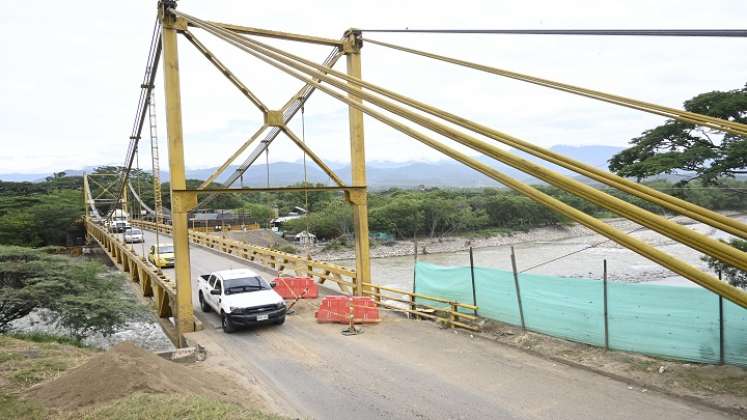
[1,166,745,247]
[0,173,84,247]
[282,179,747,240]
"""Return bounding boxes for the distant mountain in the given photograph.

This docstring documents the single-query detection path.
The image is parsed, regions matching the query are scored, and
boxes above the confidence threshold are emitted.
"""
[1,144,626,187]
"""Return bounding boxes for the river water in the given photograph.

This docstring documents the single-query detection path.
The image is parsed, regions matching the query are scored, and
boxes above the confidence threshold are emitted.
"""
[338,215,745,292]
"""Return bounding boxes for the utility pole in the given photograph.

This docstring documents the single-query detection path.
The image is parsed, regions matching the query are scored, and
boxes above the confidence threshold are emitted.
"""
[160,0,195,345]
[343,29,371,296]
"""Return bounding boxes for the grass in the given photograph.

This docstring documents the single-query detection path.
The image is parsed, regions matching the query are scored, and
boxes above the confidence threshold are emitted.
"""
[0,335,93,389]
[0,395,47,420]
[7,331,91,348]
[66,393,288,420]
[0,335,288,420]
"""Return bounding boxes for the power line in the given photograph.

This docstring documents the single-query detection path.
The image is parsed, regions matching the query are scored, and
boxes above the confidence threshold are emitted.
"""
[358,29,747,37]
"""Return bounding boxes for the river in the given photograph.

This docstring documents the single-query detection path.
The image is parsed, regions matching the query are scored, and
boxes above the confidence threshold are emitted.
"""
[338,215,745,292]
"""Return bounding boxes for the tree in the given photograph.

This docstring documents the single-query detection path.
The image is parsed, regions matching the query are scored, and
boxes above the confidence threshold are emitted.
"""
[0,246,143,339]
[240,203,274,225]
[609,84,747,185]
[702,239,747,289]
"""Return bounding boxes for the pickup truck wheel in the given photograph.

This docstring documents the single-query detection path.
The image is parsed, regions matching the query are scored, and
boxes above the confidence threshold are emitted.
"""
[199,292,211,313]
[221,312,236,333]
[274,315,286,325]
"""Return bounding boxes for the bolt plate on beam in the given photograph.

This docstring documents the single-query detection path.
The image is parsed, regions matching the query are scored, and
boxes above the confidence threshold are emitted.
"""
[264,110,284,127]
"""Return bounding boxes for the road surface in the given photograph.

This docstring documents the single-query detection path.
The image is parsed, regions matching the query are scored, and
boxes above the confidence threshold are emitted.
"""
[129,230,732,420]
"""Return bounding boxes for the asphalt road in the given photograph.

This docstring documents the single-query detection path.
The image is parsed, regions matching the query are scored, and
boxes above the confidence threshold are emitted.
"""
[131,230,732,420]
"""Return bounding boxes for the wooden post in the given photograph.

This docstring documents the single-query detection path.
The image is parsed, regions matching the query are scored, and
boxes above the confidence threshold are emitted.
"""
[510,246,526,332]
[469,247,478,316]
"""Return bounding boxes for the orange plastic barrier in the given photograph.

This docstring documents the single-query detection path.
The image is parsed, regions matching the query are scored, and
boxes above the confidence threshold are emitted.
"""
[315,295,381,324]
[273,276,318,299]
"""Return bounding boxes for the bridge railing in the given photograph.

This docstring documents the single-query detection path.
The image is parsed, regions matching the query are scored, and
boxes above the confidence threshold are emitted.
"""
[131,219,480,330]
[84,218,195,343]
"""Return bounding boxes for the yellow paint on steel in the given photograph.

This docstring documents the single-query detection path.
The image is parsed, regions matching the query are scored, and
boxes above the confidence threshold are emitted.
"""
[161,9,195,346]
[203,20,343,47]
[363,38,747,138]
[215,29,747,240]
[179,16,747,308]
[281,126,346,186]
[188,19,747,274]
[343,29,371,296]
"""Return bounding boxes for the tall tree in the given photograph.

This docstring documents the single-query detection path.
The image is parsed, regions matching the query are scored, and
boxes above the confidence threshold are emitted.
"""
[609,84,747,185]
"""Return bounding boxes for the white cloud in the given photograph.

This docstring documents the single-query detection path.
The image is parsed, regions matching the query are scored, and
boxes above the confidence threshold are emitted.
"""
[1,0,745,173]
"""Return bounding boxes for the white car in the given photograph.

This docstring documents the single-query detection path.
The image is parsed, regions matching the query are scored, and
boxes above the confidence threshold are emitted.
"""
[123,228,144,243]
[198,268,286,333]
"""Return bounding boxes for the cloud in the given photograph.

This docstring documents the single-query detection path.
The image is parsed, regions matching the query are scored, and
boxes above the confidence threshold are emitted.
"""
[1,0,745,173]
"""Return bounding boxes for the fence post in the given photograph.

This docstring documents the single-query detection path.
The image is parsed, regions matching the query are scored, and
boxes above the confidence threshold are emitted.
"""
[603,259,609,351]
[510,246,526,332]
[719,269,725,365]
[469,247,478,317]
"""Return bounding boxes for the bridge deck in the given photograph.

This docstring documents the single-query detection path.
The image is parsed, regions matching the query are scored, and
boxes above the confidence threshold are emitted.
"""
[130,230,728,419]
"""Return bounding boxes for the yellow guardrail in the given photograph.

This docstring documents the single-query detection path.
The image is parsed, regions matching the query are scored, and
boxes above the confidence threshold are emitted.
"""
[130,219,481,330]
[84,219,201,344]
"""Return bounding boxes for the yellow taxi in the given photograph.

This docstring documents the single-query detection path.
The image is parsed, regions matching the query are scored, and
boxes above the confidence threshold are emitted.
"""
[148,243,175,268]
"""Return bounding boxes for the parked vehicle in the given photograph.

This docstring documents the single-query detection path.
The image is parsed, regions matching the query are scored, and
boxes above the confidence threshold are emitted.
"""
[198,268,286,333]
[112,220,131,233]
[124,228,144,243]
[148,243,175,268]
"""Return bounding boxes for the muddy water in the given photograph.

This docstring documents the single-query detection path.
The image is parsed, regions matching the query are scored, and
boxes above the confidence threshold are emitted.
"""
[338,215,745,292]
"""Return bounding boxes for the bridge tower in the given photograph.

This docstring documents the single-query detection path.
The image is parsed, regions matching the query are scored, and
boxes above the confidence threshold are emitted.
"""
[160,0,195,344]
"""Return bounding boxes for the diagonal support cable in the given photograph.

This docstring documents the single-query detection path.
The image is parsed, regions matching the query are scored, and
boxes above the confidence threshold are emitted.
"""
[281,125,345,186]
[362,38,747,137]
[176,12,747,308]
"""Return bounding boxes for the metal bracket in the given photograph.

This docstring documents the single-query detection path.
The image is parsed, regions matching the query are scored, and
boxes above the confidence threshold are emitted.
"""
[264,110,284,127]
[341,28,362,54]
[344,188,367,205]
[171,191,198,213]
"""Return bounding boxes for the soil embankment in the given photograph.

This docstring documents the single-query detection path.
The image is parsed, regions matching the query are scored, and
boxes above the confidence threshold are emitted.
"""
[0,336,284,419]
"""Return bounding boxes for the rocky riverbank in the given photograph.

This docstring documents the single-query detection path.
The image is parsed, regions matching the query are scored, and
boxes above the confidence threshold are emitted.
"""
[310,219,641,261]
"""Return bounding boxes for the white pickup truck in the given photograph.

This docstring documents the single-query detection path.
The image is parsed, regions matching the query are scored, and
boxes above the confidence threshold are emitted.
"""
[198,268,286,333]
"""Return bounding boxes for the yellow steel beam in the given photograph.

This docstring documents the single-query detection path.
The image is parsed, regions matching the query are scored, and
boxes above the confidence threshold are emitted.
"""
[343,29,371,296]
[161,7,195,346]
[197,124,268,189]
[363,38,747,137]
[182,29,269,113]
[209,25,747,272]
[198,20,343,47]
[223,25,747,241]
[280,125,345,187]
[181,186,365,194]
[183,17,747,308]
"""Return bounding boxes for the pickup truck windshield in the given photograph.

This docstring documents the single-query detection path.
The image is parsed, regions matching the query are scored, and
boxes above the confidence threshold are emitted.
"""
[224,276,270,295]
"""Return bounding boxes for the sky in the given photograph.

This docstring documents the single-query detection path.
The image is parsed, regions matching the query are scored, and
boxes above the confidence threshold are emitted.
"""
[1,0,745,174]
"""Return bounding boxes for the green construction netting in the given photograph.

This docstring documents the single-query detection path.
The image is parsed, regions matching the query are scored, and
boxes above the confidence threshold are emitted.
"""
[414,262,747,366]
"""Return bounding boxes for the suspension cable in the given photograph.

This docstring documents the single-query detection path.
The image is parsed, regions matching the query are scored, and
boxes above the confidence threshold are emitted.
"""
[362,37,747,137]
[178,14,747,271]
[358,29,747,37]
[183,16,747,242]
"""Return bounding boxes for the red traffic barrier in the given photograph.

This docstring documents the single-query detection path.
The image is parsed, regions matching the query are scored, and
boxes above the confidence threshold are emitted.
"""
[273,276,318,299]
[315,295,380,324]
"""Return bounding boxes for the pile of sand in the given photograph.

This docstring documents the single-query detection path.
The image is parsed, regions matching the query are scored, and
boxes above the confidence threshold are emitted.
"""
[27,342,243,411]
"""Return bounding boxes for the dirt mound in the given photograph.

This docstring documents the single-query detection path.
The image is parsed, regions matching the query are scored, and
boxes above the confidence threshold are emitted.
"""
[228,229,292,249]
[27,341,242,411]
